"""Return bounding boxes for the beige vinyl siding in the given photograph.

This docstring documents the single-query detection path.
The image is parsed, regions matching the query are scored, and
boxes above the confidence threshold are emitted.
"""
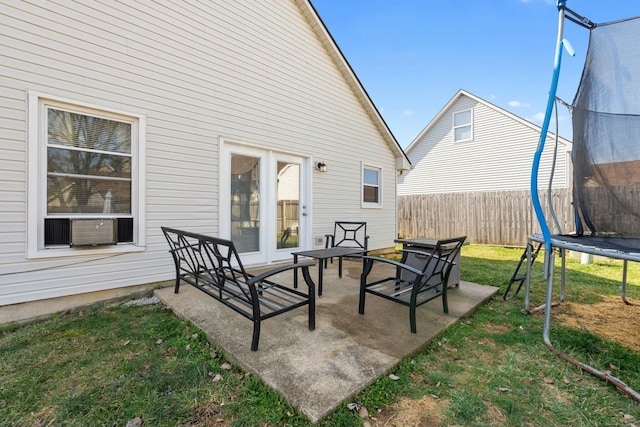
[0,0,399,305]
[398,94,569,195]
[0,89,27,263]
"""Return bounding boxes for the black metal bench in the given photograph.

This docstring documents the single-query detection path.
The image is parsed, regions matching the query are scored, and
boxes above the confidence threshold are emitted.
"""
[161,227,316,351]
[358,236,467,333]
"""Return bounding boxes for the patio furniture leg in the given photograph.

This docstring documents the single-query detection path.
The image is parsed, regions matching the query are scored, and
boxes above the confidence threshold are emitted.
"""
[410,303,417,333]
[169,254,181,293]
[301,266,317,330]
[358,259,373,314]
[358,283,366,314]
[251,319,261,351]
[174,273,181,293]
[442,287,449,314]
[317,261,324,296]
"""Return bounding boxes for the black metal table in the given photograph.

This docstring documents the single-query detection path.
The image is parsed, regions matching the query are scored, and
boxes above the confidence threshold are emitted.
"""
[292,247,364,296]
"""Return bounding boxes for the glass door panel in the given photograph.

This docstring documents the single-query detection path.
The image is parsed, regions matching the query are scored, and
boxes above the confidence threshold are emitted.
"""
[230,154,260,253]
[276,161,300,250]
[222,142,309,265]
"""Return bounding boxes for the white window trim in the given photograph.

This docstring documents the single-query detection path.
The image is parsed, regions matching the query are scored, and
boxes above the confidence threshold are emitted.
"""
[453,108,473,143]
[27,91,146,259]
[361,163,383,209]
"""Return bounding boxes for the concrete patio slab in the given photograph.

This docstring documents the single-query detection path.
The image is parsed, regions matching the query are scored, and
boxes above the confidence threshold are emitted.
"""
[155,259,499,423]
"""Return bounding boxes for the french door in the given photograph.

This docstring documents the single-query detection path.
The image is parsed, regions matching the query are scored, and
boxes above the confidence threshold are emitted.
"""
[221,143,310,265]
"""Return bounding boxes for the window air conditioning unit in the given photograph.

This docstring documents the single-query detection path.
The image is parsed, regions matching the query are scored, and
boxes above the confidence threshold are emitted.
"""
[70,218,117,247]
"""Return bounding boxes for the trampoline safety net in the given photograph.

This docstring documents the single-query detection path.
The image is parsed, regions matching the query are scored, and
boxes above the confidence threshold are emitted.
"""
[572,17,640,238]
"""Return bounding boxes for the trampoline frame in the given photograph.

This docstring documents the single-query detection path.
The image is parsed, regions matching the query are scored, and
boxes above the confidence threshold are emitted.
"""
[528,1,640,402]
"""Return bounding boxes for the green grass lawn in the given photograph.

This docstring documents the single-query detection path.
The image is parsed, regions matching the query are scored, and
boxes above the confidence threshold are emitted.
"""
[1,245,640,426]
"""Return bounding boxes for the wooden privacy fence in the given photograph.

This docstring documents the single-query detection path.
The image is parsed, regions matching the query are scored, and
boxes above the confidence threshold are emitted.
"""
[398,189,575,247]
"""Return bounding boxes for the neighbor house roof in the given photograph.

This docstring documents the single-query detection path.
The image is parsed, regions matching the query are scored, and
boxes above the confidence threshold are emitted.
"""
[299,0,411,170]
[404,89,572,154]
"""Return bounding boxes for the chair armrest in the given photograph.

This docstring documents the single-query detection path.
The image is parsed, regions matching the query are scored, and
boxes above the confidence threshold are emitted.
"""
[247,261,315,285]
[398,249,457,271]
[399,248,437,258]
[360,255,423,276]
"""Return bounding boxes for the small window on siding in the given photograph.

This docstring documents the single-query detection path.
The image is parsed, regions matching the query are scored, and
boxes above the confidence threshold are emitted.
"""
[453,108,473,142]
[362,164,382,208]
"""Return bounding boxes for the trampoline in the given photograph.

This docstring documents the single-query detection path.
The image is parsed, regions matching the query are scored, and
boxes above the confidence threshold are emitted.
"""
[527,1,640,401]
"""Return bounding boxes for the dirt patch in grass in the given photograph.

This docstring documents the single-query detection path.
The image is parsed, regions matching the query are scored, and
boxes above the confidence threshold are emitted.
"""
[190,405,226,427]
[372,295,640,427]
[552,295,640,353]
[373,395,449,427]
[482,323,511,334]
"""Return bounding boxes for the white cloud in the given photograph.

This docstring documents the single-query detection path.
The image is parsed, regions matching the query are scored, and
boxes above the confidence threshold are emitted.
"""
[531,112,546,122]
[402,110,413,117]
[527,113,570,126]
[530,112,568,124]
[508,100,531,108]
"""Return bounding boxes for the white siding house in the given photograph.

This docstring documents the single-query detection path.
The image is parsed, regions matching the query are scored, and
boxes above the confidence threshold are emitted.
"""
[0,1,409,314]
[397,90,571,195]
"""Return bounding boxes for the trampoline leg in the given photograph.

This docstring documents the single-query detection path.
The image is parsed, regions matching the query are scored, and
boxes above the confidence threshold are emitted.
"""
[542,250,555,346]
[560,248,566,302]
[524,239,533,312]
[543,248,553,279]
[621,260,634,305]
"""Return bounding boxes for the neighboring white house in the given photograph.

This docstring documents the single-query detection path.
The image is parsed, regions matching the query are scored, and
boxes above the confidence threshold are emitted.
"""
[0,1,410,314]
[397,89,571,195]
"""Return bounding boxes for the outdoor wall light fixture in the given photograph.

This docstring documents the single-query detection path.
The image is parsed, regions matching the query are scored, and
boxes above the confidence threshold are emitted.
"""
[316,162,327,173]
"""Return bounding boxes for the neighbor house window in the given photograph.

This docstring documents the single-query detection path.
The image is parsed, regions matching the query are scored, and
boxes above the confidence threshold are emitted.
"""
[28,92,146,257]
[362,164,382,207]
[453,108,473,142]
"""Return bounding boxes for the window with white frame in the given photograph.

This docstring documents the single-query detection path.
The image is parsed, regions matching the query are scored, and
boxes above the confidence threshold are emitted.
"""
[453,108,473,142]
[28,93,145,255]
[362,164,382,207]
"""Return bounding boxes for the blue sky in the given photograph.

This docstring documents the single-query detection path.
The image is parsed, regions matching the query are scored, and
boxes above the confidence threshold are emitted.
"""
[310,0,639,148]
